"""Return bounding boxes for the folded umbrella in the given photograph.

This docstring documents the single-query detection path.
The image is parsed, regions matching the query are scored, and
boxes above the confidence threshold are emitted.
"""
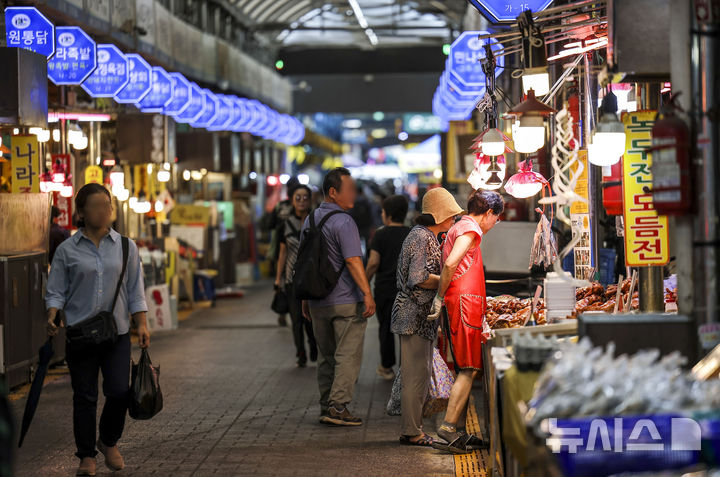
[18,314,61,448]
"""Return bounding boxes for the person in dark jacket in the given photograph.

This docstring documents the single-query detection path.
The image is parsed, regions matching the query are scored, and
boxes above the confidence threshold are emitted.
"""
[48,206,70,265]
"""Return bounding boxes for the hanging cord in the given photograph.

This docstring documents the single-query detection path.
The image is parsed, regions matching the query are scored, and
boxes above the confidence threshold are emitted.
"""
[512,10,545,79]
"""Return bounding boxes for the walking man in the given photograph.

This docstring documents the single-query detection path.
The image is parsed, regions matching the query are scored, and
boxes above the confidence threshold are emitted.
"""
[301,167,376,426]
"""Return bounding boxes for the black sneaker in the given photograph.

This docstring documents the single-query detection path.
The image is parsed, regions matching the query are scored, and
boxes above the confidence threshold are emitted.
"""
[319,405,363,426]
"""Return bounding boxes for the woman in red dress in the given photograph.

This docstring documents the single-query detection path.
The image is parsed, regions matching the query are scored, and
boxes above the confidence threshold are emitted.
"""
[428,189,504,454]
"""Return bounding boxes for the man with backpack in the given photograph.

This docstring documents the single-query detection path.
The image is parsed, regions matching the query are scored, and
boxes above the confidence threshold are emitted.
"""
[294,167,376,427]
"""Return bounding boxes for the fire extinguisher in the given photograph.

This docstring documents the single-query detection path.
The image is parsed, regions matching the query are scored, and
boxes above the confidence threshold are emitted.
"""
[602,160,624,216]
[648,95,693,215]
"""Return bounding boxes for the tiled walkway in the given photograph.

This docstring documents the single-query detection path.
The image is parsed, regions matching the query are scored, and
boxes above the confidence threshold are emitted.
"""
[12,282,458,476]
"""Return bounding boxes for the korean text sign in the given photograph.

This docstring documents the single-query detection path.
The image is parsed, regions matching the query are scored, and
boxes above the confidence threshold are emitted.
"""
[47,26,96,85]
[4,6,55,58]
[11,135,41,193]
[622,110,670,266]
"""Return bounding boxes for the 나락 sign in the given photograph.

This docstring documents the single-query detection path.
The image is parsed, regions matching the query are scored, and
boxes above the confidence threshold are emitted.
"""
[11,135,41,193]
[622,110,670,267]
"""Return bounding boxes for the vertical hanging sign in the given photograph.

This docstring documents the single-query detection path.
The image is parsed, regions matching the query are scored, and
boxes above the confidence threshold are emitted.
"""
[11,135,41,193]
[622,111,670,266]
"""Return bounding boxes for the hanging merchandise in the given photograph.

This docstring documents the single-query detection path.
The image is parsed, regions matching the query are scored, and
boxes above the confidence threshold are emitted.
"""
[588,89,626,166]
[505,159,548,199]
[468,153,506,190]
[504,89,555,154]
[529,210,558,270]
[538,105,587,226]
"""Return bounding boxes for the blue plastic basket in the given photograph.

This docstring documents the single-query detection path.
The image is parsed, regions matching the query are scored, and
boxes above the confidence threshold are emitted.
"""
[548,414,701,477]
[597,248,617,286]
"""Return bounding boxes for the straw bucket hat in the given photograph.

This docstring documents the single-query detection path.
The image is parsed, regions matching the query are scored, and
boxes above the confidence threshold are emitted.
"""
[422,188,464,224]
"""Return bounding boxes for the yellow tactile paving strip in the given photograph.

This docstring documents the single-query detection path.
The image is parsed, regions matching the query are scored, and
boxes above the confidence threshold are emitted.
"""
[454,395,491,477]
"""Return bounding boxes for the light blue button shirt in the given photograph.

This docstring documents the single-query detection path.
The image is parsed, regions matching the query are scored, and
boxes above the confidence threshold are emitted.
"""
[45,228,148,335]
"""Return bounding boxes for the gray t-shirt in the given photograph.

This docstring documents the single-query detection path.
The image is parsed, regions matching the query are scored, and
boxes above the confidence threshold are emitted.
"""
[302,202,364,308]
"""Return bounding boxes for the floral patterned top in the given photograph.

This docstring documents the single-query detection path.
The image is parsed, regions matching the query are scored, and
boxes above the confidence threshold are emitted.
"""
[391,225,442,341]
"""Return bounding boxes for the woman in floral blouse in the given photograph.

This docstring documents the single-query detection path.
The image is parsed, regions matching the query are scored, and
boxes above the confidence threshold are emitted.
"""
[391,188,463,446]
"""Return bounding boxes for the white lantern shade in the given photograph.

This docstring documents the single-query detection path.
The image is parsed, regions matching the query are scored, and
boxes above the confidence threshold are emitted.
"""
[154,200,164,212]
[157,170,171,182]
[60,184,74,198]
[480,128,506,156]
[134,200,151,214]
[588,140,622,166]
[128,197,138,209]
[522,70,550,96]
[109,170,125,187]
[512,120,545,154]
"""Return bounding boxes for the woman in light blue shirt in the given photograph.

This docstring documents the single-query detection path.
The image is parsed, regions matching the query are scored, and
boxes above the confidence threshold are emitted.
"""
[46,183,150,476]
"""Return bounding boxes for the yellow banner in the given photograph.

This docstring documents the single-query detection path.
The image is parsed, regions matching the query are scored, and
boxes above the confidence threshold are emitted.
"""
[570,150,589,214]
[170,204,210,226]
[622,111,670,266]
[85,165,103,184]
[11,135,41,193]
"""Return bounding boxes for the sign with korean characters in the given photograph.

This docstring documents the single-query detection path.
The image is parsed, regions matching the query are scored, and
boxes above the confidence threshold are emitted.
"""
[570,150,589,214]
[81,44,129,97]
[85,165,103,184]
[448,31,503,91]
[174,82,204,124]
[467,0,555,23]
[11,135,41,193]
[114,53,153,103]
[4,6,55,58]
[170,204,210,226]
[164,73,192,116]
[622,110,670,266]
[47,26,97,85]
[137,67,173,112]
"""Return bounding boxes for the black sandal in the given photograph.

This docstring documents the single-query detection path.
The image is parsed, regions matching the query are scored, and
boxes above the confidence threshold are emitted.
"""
[431,435,472,454]
[399,434,434,447]
[460,431,489,450]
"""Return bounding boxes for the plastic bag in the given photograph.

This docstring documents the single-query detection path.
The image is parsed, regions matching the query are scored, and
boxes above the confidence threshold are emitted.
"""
[423,347,454,417]
[529,212,558,270]
[129,349,163,420]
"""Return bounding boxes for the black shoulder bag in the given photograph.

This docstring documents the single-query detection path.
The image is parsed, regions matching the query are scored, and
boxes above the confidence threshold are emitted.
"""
[66,236,129,347]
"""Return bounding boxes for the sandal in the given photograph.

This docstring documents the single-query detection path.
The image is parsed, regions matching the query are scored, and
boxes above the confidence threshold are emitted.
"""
[432,427,472,454]
[399,434,434,447]
[460,431,489,450]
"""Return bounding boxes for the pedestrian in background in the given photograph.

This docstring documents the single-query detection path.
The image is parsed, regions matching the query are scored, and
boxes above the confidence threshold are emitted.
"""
[429,189,504,454]
[365,195,410,380]
[301,168,376,426]
[391,188,462,446]
[49,205,70,265]
[275,185,318,367]
[46,183,150,476]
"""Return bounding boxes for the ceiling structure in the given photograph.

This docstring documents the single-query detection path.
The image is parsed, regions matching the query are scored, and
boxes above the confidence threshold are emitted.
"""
[223,0,468,50]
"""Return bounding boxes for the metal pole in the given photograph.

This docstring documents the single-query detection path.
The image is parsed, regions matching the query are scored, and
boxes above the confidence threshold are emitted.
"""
[691,2,720,353]
[583,53,601,280]
[59,86,67,155]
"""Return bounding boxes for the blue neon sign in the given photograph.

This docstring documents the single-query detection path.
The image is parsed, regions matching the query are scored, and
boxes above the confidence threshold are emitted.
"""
[191,90,219,129]
[174,83,204,124]
[164,73,192,116]
[137,67,173,112]
[47,26,96,85]
[114,53,152,103]
[207,95,233,131]
[229,97,249,132]
[81,44,129,98]
[4,7,55,58]
[467,0,554,23]
[448,31,504,91]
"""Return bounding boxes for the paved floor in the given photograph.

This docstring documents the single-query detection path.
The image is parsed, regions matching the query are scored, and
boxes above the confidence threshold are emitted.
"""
[12,282,461,476]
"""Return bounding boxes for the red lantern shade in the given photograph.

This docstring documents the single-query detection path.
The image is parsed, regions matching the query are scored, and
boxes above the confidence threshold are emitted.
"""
[505,159,548,199]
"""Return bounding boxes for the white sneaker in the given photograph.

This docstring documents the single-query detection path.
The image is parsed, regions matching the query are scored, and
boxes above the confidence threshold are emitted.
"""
[377,365,395,380]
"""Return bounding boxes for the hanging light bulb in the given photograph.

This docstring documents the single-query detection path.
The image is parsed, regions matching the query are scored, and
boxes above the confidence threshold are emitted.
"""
[116,188,129,201]
[157,170,171,182]
[72,135,88,150]
[154,200,164,212]
[589,89,626,166]
[504,89,555,154]
[505,159,548,199]
[52,129,60,142]
[182,170,191,181]
[128,196,138,209]
[146,163,153,174]
[480,128,506,156]
[518,10,550,96]
[163,162,171,170]
[60,183,74,198]
[109,166,125,187]
[134,200,151,214]
[473,153,507,190]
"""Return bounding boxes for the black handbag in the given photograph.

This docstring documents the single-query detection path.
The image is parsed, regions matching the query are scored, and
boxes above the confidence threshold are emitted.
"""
[271,286,289,314]
[66,236,128,347]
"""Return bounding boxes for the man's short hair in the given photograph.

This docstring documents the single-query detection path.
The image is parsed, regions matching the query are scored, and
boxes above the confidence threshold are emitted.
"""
[322,167,352,196]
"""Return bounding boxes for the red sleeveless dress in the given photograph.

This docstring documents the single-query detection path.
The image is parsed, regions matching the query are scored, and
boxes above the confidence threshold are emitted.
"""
[443,217,492,371]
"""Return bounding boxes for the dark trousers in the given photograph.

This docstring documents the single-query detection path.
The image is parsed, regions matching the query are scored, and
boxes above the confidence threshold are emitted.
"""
[66,333,131,459]
[287,285,317,361]
[376,293,397,369]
